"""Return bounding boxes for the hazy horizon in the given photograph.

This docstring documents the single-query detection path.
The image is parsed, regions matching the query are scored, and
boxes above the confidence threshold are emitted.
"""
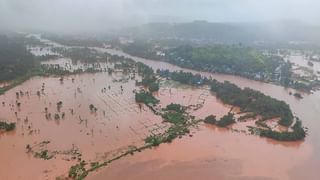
[1,0,320,33]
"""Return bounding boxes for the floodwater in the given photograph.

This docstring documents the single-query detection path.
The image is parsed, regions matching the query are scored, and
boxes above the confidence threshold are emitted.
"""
[1,36,319,179]
[87,48,320,180]
[0,60,237,179]
[287,55,320,75]
[0,70,166,179]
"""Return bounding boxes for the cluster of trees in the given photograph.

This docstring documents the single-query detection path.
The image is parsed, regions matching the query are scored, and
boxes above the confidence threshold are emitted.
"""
[210,80,294,127]
[204,115,217,124]
[157,70,207,85]
[43,34,104,47]
[259,120,306,141]
[155,68,305,140]
[53,47,100,63]
[0,35,36,82]
[136,62,160,92]
[164,103,185,113]
[158,68,295,127]
[0,121,16,131]
[122,42,285,82]
[122,41,163,61]
[123,42,313,91]
[166,45,283,80]
[89,104,98,112]
[145,103,190,145]
[204,113,236,127]
[135,91,159,105]
[216,113,236,127]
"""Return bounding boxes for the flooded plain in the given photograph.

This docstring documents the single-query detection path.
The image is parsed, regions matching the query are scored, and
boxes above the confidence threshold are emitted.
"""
[89,48,320,180]
[1,37,320,180]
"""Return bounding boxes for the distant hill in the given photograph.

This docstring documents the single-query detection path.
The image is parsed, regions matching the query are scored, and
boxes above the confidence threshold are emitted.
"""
[121,21,320,45]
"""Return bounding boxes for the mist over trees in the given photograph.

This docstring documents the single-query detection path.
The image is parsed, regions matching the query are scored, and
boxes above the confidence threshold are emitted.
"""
[0,35,35,81]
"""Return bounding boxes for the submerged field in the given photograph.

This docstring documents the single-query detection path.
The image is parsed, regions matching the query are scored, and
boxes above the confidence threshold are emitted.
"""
[0,35,319,180]
[0,66,236,179]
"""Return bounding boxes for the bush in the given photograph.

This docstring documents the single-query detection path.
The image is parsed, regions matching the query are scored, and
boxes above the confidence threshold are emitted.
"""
[135,91,159,105]
[0,121,16,131]
[216,113,235,127]
[204,115,216,124]
[165,103,185,113]
[148,82,160,92]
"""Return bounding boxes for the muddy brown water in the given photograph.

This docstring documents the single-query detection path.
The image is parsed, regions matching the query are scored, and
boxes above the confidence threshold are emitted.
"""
[87,48,320,180]
[0,71,165,179]
[0,37,319,179]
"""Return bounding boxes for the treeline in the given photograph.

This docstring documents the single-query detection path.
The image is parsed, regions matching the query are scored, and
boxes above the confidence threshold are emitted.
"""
[159,69,294,127]
[156,69,306,141]
[122,41,163,61]
[122,43,315,91]
[204,113,236,127]
[52,47,100,63]
[158,69,207,85]
[166,45,284,80]
[135,91,159,105]
[122,43,285,81]
[42,34,104,47]
[0,35,36,82]
[210,80,293,127]
[0,121,16,131]
[258,120,306,141]
[136,62,159,92]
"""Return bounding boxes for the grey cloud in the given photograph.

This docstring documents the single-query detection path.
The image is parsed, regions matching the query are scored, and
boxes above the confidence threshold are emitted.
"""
[0,0,319,32]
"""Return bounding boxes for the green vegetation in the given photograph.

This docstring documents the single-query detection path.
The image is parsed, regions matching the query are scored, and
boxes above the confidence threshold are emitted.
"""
[204,113,235,127]
[148,82,160,92]
[210,80,294,127]
[122,41,162,61]
[124,42,317,91]
[0,121,16,131]
[159,70,305,140]
[164,103,185,113]
[145,135,162,146]
[251,120,306,141]
[34,150,54,160]
[204,115,217,124]
[158,70,206,85]
[43,34,104,47]
[293,92,303,99]
[136,62,160,92]
[168,45,281,77]
[68,161,88,180]
[124,43,284,82]
[216,113,236,127]
[89,104,97,112]
[0,35,46,95]
[68,144,153,180]
[0,35,36,82]
[135,91,159,105]
[162,111,186,124]
[59,47,99,63]
[145,102,193,146]
[136,62,154,76]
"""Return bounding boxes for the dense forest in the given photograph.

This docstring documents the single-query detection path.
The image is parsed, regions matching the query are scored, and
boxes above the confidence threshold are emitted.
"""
[121,21,320,45]
[122,42,315,91]
[167,45,283,78]
[122,42,289,82]
[0,35,36,82]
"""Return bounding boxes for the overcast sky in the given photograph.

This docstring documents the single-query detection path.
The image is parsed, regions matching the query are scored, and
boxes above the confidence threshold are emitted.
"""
[1,0,319,32]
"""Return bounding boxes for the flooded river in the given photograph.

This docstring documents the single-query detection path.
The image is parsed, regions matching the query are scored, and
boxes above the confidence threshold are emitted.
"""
[0,37,319,179]
[88,48,320,180]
